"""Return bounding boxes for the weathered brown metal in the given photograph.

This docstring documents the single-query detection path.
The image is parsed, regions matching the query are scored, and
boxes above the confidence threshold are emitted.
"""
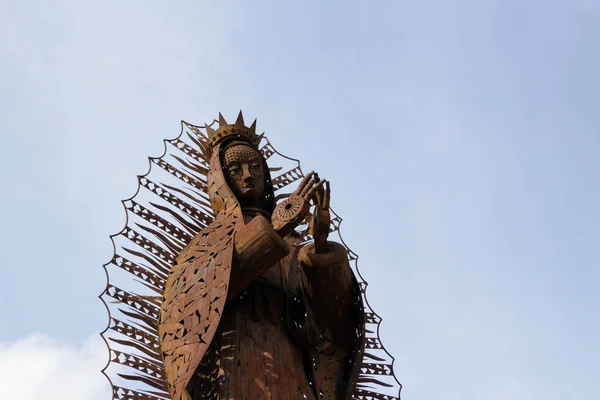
[100,112,402,399]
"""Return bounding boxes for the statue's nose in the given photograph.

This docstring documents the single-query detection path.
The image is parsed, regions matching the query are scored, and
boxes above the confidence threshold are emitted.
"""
[242,164,252,180]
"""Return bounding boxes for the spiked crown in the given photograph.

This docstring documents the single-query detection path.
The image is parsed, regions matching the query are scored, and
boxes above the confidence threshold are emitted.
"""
[206,111,262,152]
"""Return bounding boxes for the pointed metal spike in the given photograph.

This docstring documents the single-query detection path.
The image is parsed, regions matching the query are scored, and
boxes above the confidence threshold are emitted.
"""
[204,124,215,134]
[255,132,264,145]
[218,112,227,126]
[249,119,257,134]
[235,110,245,126]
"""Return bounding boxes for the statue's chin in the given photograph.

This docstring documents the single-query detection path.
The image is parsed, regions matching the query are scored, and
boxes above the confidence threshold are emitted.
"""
[234,188,264,205]
[235,189,253,198]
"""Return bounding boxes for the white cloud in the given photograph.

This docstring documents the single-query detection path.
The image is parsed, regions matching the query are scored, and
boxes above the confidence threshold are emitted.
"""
[0,334,110,400]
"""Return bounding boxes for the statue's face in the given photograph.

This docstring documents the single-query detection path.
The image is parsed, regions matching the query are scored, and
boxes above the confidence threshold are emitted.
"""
[223,144,266,202]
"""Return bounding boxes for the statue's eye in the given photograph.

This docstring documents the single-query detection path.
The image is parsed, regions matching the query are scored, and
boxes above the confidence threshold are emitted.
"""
[251,163,261,170]
[228,164,241,174]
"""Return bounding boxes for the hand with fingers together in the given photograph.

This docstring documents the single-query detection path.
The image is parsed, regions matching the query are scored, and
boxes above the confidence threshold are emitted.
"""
[271,171,326,238]
[294,170,326,205]
[308,173,331,254]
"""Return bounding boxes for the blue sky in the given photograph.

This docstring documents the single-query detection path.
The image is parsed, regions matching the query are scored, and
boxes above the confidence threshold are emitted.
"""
[1,0,599,399]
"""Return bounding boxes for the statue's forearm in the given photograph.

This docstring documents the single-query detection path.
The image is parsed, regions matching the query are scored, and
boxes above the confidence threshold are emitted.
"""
[227,214,290,299]
[298,241,355,347]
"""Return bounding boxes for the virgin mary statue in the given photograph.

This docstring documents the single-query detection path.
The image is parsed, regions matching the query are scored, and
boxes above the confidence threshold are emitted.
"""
[100,112,401,400]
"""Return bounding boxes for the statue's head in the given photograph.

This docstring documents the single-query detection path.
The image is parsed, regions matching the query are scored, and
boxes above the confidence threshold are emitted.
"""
[222,141,266,203]
[206,111,275,215]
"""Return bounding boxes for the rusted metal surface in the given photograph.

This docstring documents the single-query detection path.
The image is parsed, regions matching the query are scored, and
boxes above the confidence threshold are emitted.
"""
[160,213,237,400]
[100,112,402,399]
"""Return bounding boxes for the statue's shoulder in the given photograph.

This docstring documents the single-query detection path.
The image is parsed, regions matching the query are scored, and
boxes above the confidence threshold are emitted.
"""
[175,209,240,265]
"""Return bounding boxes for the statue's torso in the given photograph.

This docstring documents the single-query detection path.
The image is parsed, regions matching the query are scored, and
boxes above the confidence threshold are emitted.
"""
[190,254,318,400]
[162,212,353,400]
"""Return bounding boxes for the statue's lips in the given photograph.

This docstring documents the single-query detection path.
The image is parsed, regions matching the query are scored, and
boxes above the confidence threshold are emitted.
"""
[240,185,255,193]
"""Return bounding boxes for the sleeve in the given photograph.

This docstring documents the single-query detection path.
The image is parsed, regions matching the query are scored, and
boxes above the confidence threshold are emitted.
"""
[297,240,356,350]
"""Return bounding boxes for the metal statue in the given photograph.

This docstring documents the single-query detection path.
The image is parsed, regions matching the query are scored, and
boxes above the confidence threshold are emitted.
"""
[100,112,402,400]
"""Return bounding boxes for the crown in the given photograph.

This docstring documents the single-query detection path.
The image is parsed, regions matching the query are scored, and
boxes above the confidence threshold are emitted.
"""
[205,111,262,151]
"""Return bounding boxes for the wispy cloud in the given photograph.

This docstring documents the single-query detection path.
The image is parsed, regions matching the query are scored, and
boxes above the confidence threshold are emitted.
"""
[0,334,110,400]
